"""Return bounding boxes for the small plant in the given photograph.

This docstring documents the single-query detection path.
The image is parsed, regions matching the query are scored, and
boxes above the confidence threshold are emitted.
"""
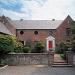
[23,46,31,53]
[55,44,61,54]
[14,42,23,53]
[60,53,66,60]
[55,43,68,54]
[31,41,44,53]
[0,59,7,66]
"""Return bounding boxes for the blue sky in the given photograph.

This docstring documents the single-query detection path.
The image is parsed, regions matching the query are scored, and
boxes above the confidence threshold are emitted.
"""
[0,0,75,20]
[0,0,22,12]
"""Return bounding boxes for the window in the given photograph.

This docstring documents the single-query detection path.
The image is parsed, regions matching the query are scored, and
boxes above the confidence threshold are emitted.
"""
[20,31,24,35]
[34,31,38,35]
[66,28,71,36]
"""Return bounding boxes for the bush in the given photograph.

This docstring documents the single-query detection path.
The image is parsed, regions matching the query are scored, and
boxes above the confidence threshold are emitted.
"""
[60,53,66,60]
[0,34,15,54]
[0,34,16,64]
[14,42,23,53]
[23,46,31,53]
[31,41,44,53]
[55,42,68,60]
[55,43,68,54]
[25,40,32,48]
[55,44,61,54]
[71,41,75,53]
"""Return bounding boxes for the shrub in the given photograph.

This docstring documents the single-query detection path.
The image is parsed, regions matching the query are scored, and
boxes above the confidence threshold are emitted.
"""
[60,53,66,60]
[0,34,15,63]
[14,42,23,53]
[0,34,15,54]
[55,44,61,54]
[23,46,31,53]
[31,41,44,53]
[25,40,32,47]
[71,41,75,53]
[55,43,68,54]
[55,42,68,60]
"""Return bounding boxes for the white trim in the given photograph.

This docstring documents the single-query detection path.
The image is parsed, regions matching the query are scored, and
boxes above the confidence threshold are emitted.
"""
[46,36,55,51]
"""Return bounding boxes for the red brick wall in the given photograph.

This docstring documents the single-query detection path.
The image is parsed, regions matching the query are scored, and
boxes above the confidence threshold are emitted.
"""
[56,16,73,44]
[16,29,56,43]
[16,19,71,45]
[16,16,73,45]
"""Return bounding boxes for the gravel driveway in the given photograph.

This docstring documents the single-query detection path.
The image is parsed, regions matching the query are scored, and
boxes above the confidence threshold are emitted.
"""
[0,65,75,75]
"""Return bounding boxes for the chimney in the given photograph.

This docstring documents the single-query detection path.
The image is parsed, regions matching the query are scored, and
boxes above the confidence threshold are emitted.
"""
[20,19,23,21]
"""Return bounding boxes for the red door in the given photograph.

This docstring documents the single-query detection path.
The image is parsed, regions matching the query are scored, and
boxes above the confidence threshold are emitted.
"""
[48,41,52,49]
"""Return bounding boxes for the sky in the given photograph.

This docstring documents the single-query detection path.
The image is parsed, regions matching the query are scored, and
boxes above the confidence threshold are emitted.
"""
[0,0,75,20]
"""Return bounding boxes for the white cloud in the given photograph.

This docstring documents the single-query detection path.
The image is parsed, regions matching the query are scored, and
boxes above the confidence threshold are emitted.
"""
[25,0,75,20]
[2,9,30,20]
[0,0,75,20]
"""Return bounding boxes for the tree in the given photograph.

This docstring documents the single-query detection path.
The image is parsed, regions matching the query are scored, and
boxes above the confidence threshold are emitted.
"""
[0,34,15,63]
[0,34,15,53]
[70,21,75,53]
[71,21,75,34]
[0,34,24,64]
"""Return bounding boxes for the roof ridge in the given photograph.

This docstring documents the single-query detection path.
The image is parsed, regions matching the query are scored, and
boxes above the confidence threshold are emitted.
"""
[12,20,63,21]
[12,20,63,29]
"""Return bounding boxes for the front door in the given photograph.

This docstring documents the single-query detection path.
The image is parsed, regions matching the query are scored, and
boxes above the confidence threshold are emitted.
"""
[48,41,52,49]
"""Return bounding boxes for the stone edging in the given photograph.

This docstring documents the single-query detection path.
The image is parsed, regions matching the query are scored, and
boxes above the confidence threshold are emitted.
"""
[0,65,8,70]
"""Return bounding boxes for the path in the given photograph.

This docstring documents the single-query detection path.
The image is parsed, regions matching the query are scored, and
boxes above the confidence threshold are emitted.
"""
[0,65,75,75]
[54,54,65,62]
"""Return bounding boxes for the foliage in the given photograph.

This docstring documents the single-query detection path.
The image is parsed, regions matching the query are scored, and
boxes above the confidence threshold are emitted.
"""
[60,53,66,60]
[71,21,75,34]
[70,21,75,53]
[31,41,44,53]
[14,42,23,53]
[55,43,68,54]
[23,46,31,53]
[55,43,67,60]
[0,59,7,65]
[10,35,24,53]
[0,34,16,63]
[55,44,61,54]
[25,39,32,47]
[0,34,15,55]
[55,42,68,60]
[71,40,75,53]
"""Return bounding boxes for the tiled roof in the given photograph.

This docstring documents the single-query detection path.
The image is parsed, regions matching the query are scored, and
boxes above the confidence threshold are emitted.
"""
[0,22,13,35]
[13,20,63,29]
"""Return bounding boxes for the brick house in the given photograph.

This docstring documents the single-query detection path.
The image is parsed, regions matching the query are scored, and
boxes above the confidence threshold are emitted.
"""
[0,15,73,49]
